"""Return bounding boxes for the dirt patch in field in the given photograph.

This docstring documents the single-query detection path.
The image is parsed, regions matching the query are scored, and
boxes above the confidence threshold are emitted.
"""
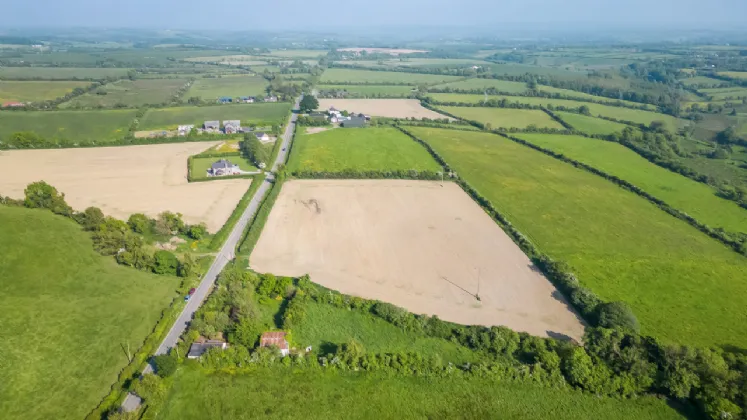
[134,130,176,138]
[0,143,251,232]
[337,48,428,55]
[250,180,585,340]
[305,127,330,134]
[317,99,451,120]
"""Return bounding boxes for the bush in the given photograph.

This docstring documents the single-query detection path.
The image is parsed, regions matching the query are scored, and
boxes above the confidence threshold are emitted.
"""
[151,354,177,378]
[594,302,640,333]
[152,250,179,275]
[127,213,152,234]
[78,207,106,231]
[23,181,72,216]
[185,223,207,240]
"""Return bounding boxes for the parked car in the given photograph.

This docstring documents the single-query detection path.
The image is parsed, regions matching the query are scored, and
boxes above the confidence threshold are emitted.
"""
[185,287,196,301]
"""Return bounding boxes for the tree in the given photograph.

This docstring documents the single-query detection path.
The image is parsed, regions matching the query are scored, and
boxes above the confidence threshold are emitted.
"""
[186,223,207,240]
[79,207,105,231]
[8,131,46,148]
[299,95,319,113]
[152,250,179,275]
[151,354,177,378]
[594,301,639,332]
[155,211,184,235]
[24,181,72,216]
[241,134,269,168]
[649,120,666,132]
[178,253,196,278]
[127,213,152,234]
[578,105,591,116]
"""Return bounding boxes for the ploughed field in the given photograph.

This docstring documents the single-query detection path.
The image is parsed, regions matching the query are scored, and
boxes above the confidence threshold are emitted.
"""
[0,142,251,232]
[250,180,586,341]
[406,126,747,348]
[316,99,449,119]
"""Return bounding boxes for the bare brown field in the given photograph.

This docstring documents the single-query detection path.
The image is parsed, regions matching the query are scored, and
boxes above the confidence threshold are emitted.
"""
[317,99,451,120]
[337,47,428,55]
[250,180,585,340]
[0,142,251,232]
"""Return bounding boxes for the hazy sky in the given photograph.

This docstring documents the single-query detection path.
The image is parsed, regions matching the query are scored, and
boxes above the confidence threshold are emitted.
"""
[2,0,746,29]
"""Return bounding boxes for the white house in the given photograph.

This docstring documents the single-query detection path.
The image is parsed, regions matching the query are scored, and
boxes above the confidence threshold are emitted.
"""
[207,159,241,177]
[254,132,270,142]
[177,125,194,136]
[223,120,241,134]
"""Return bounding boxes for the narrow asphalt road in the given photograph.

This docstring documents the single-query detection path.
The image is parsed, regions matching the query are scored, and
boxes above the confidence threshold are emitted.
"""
[123,97,300,409]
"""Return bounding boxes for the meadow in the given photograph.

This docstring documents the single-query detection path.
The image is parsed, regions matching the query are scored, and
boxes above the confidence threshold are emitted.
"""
[190,155,258,180]
[699,86,747,100]
[139,103,290,130]
[155,367,684,420]
[0,109,136,142]
[554,111,632,134]
[317,84,415,96]
[718,71,747,80]
[0,67,131,80]
[0,206,178,420]
[0,80,91,103]
[514,133,747,234]
[430,78,529,93]
[437,106,565,129]
[60,78,188,108]
[287,127,441,172]
[407,127,747,348]
[681,76,725,87]
[185,75,268,99]
[320,68,461,85]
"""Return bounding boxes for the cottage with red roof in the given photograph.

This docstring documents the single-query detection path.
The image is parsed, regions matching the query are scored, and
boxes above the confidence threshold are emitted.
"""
[260,331,290,356]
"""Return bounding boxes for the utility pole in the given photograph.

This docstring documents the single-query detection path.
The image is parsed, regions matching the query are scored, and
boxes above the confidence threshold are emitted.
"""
[476,268,481,302]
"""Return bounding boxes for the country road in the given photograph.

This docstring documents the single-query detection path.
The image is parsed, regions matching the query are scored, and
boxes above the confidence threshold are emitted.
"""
[123,97,300,411]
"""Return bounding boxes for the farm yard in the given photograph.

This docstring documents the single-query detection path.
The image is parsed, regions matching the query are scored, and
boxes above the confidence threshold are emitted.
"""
[0,80,91,103]
[407,127,747,348]
[437,106,565,129]
[250,180,586,340]
[185,75,268,100]
[287,127,441,173]
[320,68,461,84]
[0,142,252,232]
[0,109,136,143]
[60,78,189,108]
[138,103,290,130]
[0,205,179,420]
[316,99,449,119]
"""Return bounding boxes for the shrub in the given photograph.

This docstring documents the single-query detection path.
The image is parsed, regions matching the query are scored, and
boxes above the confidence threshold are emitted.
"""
[77,207,106,231]
[151,354,177,378]
[23,181,72,216]
[127,213,152,234]
[152,250,179,275]
[594,302,640,333]
[257,273,277,297]
[185,223,207,240]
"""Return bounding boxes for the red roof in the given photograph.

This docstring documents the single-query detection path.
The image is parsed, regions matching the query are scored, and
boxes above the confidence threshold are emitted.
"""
[260,331,289,350]
[2,102,24,107]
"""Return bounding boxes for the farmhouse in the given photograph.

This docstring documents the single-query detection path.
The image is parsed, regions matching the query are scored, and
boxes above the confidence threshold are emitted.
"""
[177,125,194,136]
[239,96,256,103]
[264,95,278,102]
[218,96,233,104]
[259,331,290,356]
[254,132,270,142]
[223,120,241,134]
[187,339,228,359]
[207,159,241,177]
[203,120,220,132]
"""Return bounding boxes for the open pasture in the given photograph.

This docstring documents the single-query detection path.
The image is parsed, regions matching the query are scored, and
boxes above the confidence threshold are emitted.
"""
[431,78,529,93]
[0,67,131,80]
[0,205,178,420]
[438,106,565,129]
[0,109,136,143]
[718,71,747,80]
[0,142,252,232]
[185,75,268,100]
[60,78,188,108]
[554,112,632,135]
[317,84,415,96]
[184,55,268,65]
[320,68,461,85]
[429,89,656,109]
[0,80,91,103]
[139,103,290,130]
[408,126,747,348]
[681,76,725,87]
[699,87,747,100]
[250,180,585,340]
[287,127,441,173]
[317,98,448,119]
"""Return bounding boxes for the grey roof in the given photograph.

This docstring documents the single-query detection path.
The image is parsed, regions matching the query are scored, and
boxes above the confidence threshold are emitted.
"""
[204,120,219,128]
[223,120,241,126]
[341,117,366,128]
[187,340,226,358]
[254,132,268,138]
[211,159,238,170]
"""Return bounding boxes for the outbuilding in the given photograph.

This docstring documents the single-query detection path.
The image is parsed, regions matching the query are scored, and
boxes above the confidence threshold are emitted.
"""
[259,331,290,357]
[187,339,228,359]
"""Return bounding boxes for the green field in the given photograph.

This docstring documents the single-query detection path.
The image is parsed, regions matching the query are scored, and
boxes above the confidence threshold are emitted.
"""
[406,127,747,348]
[718,71,747,80]
[60,78,188,108]
[438,106,565,129]
[155,367,684,420]
[0,109,136,142]
[681,76,725,87]
[269,49,327,58]
[554,112,632,134]
[0,206,178,420]
[431,78,529,93]
[317,84,416,96]
[0,80,91,103]
[320,68,461,85]
[190,155,258,180]
[0,67,132,80]
[185,75,268,100]
[699,87,747,100]
[139,103,290,130]
[288,127,440,173]
[514,133,747,234]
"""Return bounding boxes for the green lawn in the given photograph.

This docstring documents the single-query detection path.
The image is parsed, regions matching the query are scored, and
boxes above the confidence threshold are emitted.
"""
[0,109,136,143]
[0,206,179,420]
[406,127,747,348]
[554,111,633,134]
[0,67,132,80]
[139,103,290,130]
[317,84,415,96]
[514,133,747,235]
[155,367,685,420]
[438,106,565,129]
[293,302,481,363]
[320,68,461,85]
[288,127,441,173]
[190,155,258,180]
[60,78,188,108]
[431,78,529,93]
[0,80,91,103]
[185,75,268,100]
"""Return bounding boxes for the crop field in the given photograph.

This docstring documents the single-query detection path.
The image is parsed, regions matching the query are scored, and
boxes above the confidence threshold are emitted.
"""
[251,180,585,340]
[155,367,683,420]
[0,80,91,103]
[407,127,747,348]
[317,99,449,119]
[139,103,290,130]
[287,127,441,173]
[0,67,131,80]
[184,55,268,65]
[0,109,136,143]
[718,71,747,80]
[185,75,268,99]
[554,112,632,134]
[431,78,529,93]
[514,133,747,234]
[438,106,565,129]
[0,205,178,420]
[699,87,747,100]
[681,76,725,87]
[320,68,461,85]
[0,142,252,232]
[429,90,654,109]
[60,78,188,108]
[317,84,415,96]
[190,155,258,180]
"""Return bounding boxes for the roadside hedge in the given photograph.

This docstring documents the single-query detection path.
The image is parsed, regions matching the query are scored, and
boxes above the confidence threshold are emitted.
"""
[291,169,443,180]
[208,175,265,251]
[237,174,283,256]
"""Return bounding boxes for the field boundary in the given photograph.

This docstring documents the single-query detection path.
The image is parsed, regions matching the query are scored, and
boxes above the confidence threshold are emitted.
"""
[208,176,265,250]
[237,175,284,256]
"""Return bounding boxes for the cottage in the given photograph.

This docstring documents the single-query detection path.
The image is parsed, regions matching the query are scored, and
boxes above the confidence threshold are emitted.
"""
[177,125,194,136]
[264,95,278,102]
[204,120,220,130]
[187,340,228,359]
[239,96,256,103]
[254,132,270,142]
[341,116,366,128]
[2,102,24,108]
[223,120,241,134]
[207,159,241,177]
[259,331,290,357]
[218,96,233,104]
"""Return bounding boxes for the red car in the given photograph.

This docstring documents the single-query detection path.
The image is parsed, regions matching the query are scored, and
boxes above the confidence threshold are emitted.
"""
[185,288,197,301]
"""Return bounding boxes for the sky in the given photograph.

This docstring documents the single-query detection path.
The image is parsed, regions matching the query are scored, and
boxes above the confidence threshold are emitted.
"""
[2,0,746,30]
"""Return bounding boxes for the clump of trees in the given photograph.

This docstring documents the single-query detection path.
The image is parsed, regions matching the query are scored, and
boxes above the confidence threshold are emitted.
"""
[298,95,319,113]
[241,133,270,168]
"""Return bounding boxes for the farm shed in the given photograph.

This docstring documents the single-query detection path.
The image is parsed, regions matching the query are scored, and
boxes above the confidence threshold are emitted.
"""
[260,331,290,356]
[203,120,220,130]
[341,117,367,128]
[254,132,270,142]
[187,340,228,359]
[218,96,233,103]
